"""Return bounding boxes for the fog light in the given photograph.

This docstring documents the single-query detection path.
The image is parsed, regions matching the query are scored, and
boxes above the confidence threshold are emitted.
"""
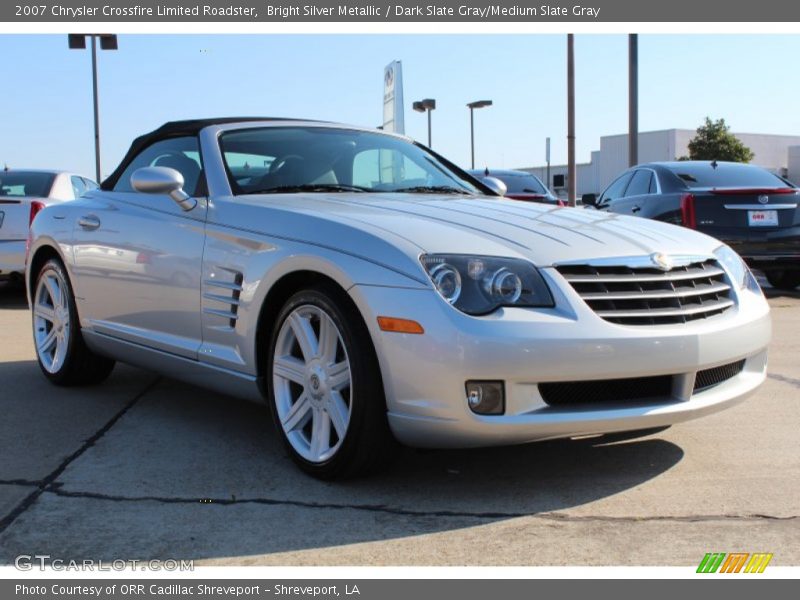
[465,381,505,415]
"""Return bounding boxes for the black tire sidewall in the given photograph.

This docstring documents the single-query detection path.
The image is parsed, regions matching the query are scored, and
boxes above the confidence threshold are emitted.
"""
[266,285,384,478]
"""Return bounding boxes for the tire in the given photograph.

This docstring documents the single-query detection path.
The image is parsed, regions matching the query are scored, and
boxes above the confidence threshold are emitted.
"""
[266,283,397,479]
[32,258,115,386]
[765,269,800,291]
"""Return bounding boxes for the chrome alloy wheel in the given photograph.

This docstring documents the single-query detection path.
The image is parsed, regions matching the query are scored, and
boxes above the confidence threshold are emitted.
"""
[273,304,352,463]
[33,269,71,374]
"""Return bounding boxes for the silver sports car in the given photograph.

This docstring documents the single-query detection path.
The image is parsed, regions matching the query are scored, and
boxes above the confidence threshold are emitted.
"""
[26,118,771,479]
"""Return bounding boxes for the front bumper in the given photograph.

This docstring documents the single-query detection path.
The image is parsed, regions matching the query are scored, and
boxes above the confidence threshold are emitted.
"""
[0,240,25,276]
[349,268,771,448]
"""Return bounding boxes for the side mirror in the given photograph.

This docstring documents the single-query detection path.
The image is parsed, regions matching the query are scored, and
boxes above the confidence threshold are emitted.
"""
[581,193,598,207]
[131,167,196,211]
[482,176,507,197]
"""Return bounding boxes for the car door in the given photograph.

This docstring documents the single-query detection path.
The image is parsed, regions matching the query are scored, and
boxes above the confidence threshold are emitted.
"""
[71,136,208,359]
[596,171,634,213]
[613,169,655,216]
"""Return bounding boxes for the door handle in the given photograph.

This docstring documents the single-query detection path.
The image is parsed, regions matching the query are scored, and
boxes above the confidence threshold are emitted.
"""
[631,205,641,213]
[78,215,101,230]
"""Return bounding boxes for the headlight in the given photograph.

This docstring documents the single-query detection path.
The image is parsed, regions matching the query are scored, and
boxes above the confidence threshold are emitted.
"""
[420,254,554,315]
[714,245,760,292]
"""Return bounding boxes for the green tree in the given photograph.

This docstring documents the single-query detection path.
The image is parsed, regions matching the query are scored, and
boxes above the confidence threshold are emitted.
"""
[682,117,755,162]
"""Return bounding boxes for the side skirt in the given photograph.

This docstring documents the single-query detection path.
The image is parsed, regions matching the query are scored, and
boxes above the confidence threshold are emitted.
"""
[82,329,265,404]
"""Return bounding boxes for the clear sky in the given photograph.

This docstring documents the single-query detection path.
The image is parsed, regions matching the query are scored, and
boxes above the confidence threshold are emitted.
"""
[1,34,798,180]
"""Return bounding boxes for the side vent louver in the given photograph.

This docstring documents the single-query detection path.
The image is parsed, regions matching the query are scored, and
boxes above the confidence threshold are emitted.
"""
[203,268,244,329]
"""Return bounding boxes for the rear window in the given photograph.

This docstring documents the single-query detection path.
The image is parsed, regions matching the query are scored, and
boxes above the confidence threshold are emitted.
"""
[0,171,55,197]
[496,173,548,194]
[666,163,789,189]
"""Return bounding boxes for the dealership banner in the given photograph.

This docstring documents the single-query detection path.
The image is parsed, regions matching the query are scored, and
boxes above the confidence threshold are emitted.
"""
[4,0,800,22]
[4,579,798,599]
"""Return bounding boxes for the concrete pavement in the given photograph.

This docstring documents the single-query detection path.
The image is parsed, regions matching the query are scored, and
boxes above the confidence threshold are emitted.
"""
[0,278,797,566]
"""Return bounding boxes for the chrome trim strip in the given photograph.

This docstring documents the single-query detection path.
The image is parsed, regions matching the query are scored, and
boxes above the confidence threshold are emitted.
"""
[581,282,731,301]
[203,292,241,306]
[596,298,734,319]
[203,279,243,291]
[555,254,712,269]
[203,308,239,320]
[561,266,725,283]
[724,203,797,210]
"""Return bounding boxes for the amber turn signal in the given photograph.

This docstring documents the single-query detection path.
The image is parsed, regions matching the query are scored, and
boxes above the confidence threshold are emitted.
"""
[377,316,425,334]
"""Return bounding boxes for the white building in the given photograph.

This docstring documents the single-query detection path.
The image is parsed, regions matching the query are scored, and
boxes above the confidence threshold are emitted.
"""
[521,129,800,197]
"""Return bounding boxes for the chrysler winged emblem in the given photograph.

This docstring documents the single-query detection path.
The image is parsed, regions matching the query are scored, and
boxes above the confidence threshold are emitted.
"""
[650,252,674,271]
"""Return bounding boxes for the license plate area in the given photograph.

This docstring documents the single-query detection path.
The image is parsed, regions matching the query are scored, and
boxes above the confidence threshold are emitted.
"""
[748,210,778,226]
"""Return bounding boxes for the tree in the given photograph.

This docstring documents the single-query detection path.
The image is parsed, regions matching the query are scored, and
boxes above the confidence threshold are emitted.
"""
[682,117,754,162]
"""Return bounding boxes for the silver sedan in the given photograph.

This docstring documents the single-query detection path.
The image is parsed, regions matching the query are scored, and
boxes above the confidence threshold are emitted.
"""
[1,169,98,279]
[26,119,771,479]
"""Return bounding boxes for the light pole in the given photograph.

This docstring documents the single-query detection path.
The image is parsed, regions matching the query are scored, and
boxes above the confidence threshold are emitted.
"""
[628,33,639,167]
[567,34,576,207]
[412,98,436,147]
[68,34,118,183]
[467,100,492,169]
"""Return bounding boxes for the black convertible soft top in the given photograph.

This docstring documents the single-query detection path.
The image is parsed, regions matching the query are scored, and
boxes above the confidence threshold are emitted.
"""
[101,117,308,190]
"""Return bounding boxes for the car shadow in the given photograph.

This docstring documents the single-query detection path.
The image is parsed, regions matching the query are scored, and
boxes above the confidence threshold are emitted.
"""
[0,281,27,310]
[0,362,686,563]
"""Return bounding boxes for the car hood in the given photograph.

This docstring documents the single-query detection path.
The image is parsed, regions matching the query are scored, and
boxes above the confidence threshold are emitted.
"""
[235,193,723,267]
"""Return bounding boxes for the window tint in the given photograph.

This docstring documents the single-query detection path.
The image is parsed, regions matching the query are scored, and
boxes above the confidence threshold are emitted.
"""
[219,127,480,196]
[113,137,203,195]
[499,174,548,194]
[625,170,653,197]
[648,173,658,194]
[352,149,429,189]
[600,172,633,203]
[71,175,87,198]
[0,171,55,197]
[666,163,790,189]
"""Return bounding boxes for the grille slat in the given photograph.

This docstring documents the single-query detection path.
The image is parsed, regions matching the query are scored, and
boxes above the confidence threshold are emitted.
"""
[557,258,734,326]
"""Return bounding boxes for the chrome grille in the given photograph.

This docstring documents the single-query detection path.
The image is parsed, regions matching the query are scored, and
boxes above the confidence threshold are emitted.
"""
[556,259,734,325]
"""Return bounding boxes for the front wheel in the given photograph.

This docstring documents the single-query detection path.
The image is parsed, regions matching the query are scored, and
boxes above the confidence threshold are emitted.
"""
[32,258,115,385]
[266,285,396,479]
[765,269,800,291]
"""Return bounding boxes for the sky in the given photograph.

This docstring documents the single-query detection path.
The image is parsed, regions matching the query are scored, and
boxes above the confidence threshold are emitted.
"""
[1,34,799,180]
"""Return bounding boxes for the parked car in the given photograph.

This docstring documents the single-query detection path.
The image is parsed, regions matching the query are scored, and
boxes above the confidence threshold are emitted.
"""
[0,169,98,280]
[469,168,564,205]
[27,119,770,479]
[583,161,800,290]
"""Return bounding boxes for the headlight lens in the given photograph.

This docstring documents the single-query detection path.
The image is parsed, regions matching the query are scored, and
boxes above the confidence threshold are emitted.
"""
[714,244,760,292]
[420,254,554,315]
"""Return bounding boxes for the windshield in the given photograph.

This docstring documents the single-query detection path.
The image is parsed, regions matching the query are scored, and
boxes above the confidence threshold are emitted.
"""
[666,162,791,189]
[220,127,482,196]
[0,171,55,197]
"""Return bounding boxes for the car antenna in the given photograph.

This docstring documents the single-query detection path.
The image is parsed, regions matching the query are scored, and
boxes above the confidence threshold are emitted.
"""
[3,163,8,172]
[484,167,489,176]
[711,159,718,169]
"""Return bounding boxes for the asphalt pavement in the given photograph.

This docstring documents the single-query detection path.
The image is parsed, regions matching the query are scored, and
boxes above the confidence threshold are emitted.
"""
[0,277,797,566]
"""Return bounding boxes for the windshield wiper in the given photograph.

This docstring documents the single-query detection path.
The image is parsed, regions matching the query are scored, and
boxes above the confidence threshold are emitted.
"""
[390,185,472,195]
[246,183,369,194]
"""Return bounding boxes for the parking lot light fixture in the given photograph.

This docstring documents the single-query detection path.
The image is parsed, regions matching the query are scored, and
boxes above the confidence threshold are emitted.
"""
[412,98,436,147]
[467,100,493,169]
[68,34,118,182]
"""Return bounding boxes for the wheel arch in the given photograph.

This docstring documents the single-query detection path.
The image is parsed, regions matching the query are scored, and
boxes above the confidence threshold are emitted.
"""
[253,268,381,395]
[27,242,68,299]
